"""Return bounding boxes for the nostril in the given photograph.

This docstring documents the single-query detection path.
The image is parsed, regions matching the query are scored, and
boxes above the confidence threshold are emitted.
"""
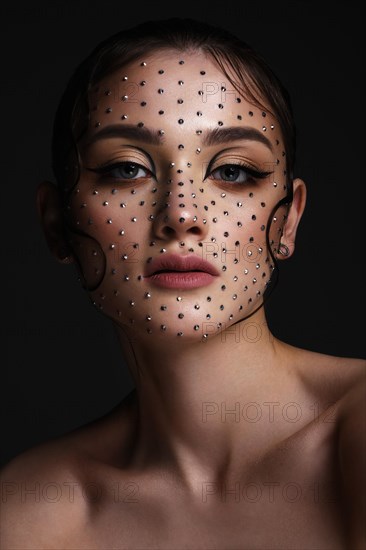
[162,226,175,237]
[158,218,205,238]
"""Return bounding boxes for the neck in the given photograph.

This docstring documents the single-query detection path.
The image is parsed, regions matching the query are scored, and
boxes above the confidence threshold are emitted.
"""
[114,309,294,490]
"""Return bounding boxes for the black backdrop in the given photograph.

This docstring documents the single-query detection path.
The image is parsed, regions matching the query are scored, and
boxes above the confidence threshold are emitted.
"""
[1,1,365,467]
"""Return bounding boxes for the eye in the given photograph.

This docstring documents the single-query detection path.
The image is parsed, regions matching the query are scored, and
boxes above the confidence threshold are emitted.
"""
[209,163,272,185]
[211,165,248,183]
[110,162,148,179]
[87,161,153,181]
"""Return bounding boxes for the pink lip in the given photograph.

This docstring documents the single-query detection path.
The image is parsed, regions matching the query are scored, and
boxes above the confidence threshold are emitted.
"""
[144,254,219,289]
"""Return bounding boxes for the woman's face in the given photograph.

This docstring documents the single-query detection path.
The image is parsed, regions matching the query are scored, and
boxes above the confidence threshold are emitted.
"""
[70,50,288,342]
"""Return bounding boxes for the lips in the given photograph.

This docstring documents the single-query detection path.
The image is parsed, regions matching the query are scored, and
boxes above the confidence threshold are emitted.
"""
[145,254,220,277]
[144,253,220,289]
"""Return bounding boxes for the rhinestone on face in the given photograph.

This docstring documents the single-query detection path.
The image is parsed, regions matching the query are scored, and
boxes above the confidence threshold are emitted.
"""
[84,59,281,333]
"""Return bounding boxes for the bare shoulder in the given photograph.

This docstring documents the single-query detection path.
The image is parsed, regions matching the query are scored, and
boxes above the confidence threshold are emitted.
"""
[0,391,137,549]
[337,369,366,547]
[279,343,366,545]
[0,435,89,549]
[280,341,366,406]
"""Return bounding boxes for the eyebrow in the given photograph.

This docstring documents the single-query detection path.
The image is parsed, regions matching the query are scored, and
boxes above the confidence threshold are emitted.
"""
[85,124,162,147]
[85,124,273,152]
[202,126,273,151]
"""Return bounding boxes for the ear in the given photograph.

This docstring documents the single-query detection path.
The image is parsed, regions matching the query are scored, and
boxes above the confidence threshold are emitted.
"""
[278,178,307,259]
[36,181,74,264]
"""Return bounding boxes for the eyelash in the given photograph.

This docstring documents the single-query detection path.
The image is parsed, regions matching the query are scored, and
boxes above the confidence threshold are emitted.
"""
[87,161,153,181]
[207,162,272,185]
[88,161,272,185]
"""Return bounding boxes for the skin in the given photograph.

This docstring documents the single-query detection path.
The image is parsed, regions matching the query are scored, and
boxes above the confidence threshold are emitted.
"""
[1,51,365,549]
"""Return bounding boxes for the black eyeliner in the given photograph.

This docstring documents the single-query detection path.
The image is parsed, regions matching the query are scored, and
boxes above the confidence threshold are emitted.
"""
[86,161,155,179]
[205,162,273,182]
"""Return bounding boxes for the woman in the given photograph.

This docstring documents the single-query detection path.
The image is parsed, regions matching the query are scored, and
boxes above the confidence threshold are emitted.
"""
[1,18,365,549]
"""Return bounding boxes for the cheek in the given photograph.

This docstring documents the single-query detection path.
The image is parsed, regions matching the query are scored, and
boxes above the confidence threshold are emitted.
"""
[66,182,152,290]
[63,172,286,340]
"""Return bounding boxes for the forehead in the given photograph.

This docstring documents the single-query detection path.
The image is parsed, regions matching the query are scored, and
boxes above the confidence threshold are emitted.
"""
[93,51,236,102]
[87,50,282,150]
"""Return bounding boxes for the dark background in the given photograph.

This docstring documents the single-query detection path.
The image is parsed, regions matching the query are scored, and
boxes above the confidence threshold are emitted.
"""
[1,1,364,467]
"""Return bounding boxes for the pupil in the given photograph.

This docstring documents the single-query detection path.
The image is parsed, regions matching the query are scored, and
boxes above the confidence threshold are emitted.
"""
[223,166,239,181]
[123,163,138,177]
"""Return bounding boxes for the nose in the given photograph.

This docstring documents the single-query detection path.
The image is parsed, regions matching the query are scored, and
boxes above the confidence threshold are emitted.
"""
[152,177,209,243]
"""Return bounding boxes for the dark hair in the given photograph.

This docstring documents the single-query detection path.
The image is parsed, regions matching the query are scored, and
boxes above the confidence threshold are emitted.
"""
[52,17,296,204]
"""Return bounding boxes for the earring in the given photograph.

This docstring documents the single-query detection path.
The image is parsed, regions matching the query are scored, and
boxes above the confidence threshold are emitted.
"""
[58,246,73,263]
[278,242,290,257]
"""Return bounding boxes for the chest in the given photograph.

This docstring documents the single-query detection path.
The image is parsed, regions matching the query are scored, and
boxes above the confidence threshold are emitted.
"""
[69,414,348,549]
[84,452,346,549]
[83,488,346,549]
